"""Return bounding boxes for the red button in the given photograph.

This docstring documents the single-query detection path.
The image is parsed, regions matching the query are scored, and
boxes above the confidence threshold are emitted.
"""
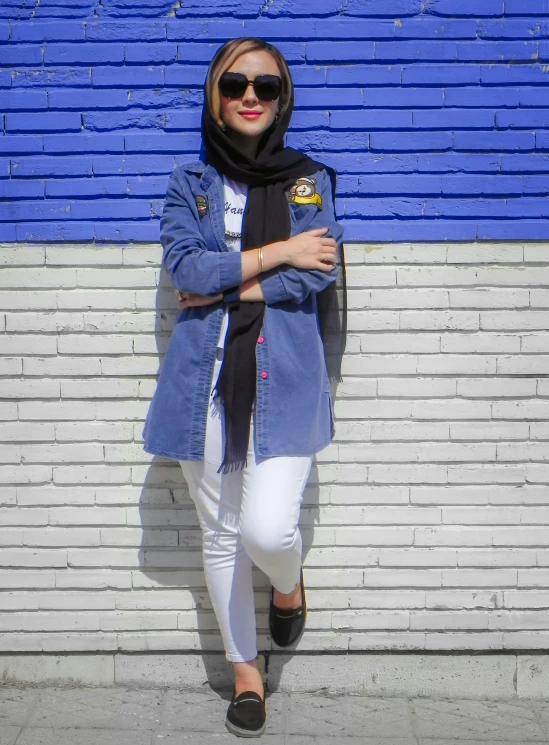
[257,336,264,344]
[260,371,268,379]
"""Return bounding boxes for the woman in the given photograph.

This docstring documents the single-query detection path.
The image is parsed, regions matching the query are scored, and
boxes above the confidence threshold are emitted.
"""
[142,37,345,738]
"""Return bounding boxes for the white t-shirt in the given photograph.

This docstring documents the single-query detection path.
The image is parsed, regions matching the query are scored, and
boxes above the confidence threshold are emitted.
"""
[218,175,248,348]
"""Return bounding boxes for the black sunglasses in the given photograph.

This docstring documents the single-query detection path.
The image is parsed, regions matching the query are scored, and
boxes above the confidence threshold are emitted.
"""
[218,72,282,102]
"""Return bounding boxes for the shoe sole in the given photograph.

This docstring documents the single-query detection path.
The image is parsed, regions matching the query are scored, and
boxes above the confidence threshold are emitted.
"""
[225,718,266,738]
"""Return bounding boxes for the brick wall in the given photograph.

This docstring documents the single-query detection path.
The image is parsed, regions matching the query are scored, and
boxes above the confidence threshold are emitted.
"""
[1,3,549,654]
[2,241,549,653]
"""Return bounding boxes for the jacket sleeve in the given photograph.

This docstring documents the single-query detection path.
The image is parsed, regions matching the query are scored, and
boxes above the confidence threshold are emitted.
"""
[259,167,344,305]
[160,168,243,296]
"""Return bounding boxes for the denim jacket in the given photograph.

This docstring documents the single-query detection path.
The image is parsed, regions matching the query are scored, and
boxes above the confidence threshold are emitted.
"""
[142,159,344,462]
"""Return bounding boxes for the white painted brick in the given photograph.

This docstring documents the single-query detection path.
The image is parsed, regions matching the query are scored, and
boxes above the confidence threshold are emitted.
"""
[100,356,160,376]
[504,591,549,609]
[0,246,45,265]
[458,378,536,397]
[415,527,495,547]
[441,569,517,587]
[441,333,520,353]
[0,445,20,463]
[103,444,153,463]
[135,288,178,310]
[46,246,123,266]
[95,401,149,420]
[417,355,497,374]
[493,527,549,546]
[398,266,549,287]
[349,632,426,650]
[2,335,57,355]
[132,335,170,354]
[0,404,17,421]
[335,526,414,546]
[23,356,102,376]
[331,610,410,631]
[410,611,489,631]
[83,312,159,333]
[5,313,84,332]
[305,547,377,567]
[20,443,104,464]
[331,421,373,441]
[60,378,139,399]
[328,485,409,505]
[530,422,549,439]
[457,549,537,567]
[122,246,162,265]
[18,401,96,420]
[0,465,52,484]
[493,400,549,419]
[0,268,76,289]
[369,464,447,484]
[360,333,439,353]
[17,486,95,506]
[0,380,60,398]
[523,243,549,262]
[347,311,399,331]
[448,244,523,263]
[53,466,131,484]
[536,378,549,396]
[497,442,549,461]
[518,570,549,588]
[424,632,504,650]
[411,400,492,419]
[0,358,22,376]
[363,569,441,588]
[377,378,456,397]
[371,421,450,440]
[57,290,136,310]
[0,487,16,506]
[450,289,529,308]
[425,591,503,610]
[0,291,57,310]
[18,528,100,547]
[400,311,479,331]
[334,399,412,419]
[482,311,549,331]
[55,570,131,589]
[379,548,457,567]
[529,290,549,307]
[76,268,156,288]
[489,611,549,630]
[57,335,133,355]
[138,380,156,399]
[341,266,397,287]
[497,355,549,374]
[364,243,449,263]
[55,422,133,442]
[450,422,529,440]
[370,289,449,309]
[0,423,55,442]
[442,507,522,525]
[447,464,526,483]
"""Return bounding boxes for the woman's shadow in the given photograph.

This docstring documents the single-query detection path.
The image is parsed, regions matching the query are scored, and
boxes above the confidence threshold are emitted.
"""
[137,265,322,694]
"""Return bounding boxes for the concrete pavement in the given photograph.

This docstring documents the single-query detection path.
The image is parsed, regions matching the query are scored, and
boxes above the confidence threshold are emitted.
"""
[1,684,549,744]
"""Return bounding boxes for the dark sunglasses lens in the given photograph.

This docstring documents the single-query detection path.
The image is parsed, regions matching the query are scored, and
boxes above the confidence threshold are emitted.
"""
[219,73,248,99]
[253,75,281,101]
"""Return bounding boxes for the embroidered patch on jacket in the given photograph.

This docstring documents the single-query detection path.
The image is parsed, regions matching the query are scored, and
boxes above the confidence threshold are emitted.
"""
[195,194,208,217]
[288,177,323,208]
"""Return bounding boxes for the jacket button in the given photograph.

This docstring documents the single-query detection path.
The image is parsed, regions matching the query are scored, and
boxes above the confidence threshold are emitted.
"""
[257,336,265,344]
[260,371,268,379]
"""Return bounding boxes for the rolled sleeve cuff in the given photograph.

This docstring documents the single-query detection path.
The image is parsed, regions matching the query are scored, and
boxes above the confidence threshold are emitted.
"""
[259,271,287,305]
[219,251,243,293]
[222,286,240,304]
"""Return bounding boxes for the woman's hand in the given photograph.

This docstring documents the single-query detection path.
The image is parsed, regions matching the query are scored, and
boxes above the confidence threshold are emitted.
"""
[177,291,223,309]
[282,227,337,272]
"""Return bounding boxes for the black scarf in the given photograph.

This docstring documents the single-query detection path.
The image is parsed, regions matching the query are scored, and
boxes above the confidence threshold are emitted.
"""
[201,69,346,474]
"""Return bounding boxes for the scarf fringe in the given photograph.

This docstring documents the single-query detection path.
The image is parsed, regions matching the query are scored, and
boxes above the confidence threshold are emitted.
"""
[216,457,247,475]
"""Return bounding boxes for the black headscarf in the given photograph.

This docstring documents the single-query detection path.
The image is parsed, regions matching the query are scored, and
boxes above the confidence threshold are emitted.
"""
[201,40,346,473]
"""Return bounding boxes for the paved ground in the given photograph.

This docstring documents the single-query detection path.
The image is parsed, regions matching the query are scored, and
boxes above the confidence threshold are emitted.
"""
[1,685,549,744]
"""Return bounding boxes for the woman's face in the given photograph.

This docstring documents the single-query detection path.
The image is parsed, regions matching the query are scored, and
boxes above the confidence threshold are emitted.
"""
[219,49,281,140]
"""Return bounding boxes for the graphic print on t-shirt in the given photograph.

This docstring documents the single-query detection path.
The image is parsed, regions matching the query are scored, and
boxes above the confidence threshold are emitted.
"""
[223,176,248,250]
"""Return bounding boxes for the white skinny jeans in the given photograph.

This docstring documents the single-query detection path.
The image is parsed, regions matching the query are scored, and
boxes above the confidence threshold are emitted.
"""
[179,352,312,663]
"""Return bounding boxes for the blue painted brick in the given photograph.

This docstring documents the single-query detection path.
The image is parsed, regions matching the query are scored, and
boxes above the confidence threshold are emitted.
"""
[424,198,506,218]
[481,64,549,84]
[261,0,340,16]
[454,131,535,151]
[43,134,124,153]
[71,199,150,220]
[289,67,326,86]
[477,221,549,240]
[83,111,168,131]
[0,23,9,41]
[287,131,369,152]
[457,41,539,61]
[16,221,95,241]
[0,90,47,110]
[92,66,164,87]
[125,42,177,64]
[164,65,209,87]
[344,198,425,218]
[445,86,521,107]
[45,178,127,197]
[306,42,375,62]
[505,0,546,14]
[478,20,549,39]
[129,89,203,108]
[0,46,43,65]
[441,176,523,195]
[363,88,444,107]
[126,175,169,196]
[357,175,442,194]
[124,133,201,152]
[344,0,423,15]
[330,110,412,130]
[11,68,91,87]
[523,176,549,194]
[374,42,459,61]
[370,132,453,151]
[0,224,17,241]
[289,111,330,130]
[0,200,70,221]
[326,66,402,86]
[164,110,201,131]
[498,110,549,129]
[11,156,94,177]
[536,131,549,149]
[9,21,85,41]
[0,180,44,199]
[501,154,549,172]
[507,197,549,218]
[171,42,221,62]
[6,112,82,133]
[295,88,362,108]
[44,43,125,65]
[426,0,503,15]
[167,20,246,40]
[49,89,128,110]
[402,64,480,85]
[520,88,549,106]
[416,153,500,172]
[94,220,159,241]
[323,153,418,173]
[0,136,43,154]
[413,109,495,129]
[0,71,11,87]
[92,155,175,175]
[85,21,166,41]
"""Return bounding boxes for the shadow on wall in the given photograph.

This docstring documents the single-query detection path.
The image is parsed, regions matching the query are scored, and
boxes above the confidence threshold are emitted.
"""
[137,264,322,690]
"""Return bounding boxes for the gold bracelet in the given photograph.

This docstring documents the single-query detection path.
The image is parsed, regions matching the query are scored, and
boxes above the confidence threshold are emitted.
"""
[257,246,264,273]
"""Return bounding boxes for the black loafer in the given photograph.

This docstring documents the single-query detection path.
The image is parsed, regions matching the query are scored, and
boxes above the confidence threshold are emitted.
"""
[269,567,306,648]
[226,688,266,738]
